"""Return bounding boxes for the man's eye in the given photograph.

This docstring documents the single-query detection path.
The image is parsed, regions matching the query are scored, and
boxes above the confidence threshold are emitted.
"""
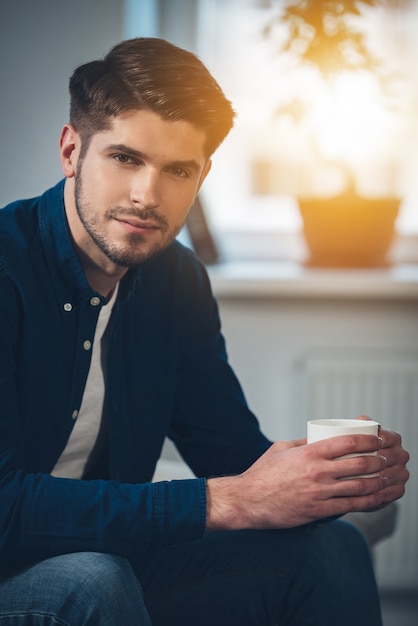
[168,167,189,178]
[113,154,134,164]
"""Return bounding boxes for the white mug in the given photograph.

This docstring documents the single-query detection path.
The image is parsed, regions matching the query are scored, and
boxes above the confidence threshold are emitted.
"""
[307,418,379,444]
[307,418,380,478]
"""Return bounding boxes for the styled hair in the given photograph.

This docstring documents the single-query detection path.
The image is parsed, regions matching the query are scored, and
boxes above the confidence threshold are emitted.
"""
[69,37,235,158]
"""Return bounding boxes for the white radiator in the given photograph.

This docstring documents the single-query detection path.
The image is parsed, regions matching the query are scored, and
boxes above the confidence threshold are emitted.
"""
[296,349,418,590]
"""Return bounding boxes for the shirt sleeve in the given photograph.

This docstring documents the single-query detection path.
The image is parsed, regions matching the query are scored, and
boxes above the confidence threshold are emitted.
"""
[169,248,272,478]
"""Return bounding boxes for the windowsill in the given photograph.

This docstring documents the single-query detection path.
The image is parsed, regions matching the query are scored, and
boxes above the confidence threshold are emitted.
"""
[206,232,418,300]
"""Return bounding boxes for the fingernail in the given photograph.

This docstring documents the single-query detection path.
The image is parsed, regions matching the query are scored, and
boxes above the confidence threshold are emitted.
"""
[377,437,383,448]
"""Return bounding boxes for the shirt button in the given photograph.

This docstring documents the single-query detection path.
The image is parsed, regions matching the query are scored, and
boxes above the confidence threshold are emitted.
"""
[83,340,92,351]
[90,297,101,307]
[63,303,73,312]
[72,410,79,420]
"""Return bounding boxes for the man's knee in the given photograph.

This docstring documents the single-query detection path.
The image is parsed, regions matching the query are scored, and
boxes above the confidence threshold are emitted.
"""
[0,552,150,626]
[314,518,372,559]
[49,552,147,623]
[60,552,133,591]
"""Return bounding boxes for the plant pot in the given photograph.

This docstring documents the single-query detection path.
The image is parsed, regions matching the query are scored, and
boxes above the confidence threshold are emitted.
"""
[298,194,400,267]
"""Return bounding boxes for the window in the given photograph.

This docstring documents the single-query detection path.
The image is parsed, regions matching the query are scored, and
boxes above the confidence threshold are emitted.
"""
[194,0,418,238]
[125,0,418,257]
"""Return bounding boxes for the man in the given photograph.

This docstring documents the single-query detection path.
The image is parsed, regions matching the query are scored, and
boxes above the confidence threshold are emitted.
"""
[0,37,409,625]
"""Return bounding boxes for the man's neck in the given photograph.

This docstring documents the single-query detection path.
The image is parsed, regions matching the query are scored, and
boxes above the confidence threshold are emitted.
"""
[82,259,125,300]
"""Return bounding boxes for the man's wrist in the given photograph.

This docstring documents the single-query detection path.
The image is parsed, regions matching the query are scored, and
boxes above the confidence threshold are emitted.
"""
[205,476,247,532]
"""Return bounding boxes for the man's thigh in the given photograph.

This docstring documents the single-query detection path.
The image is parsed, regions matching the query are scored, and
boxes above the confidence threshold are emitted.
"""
[133,521,383,626]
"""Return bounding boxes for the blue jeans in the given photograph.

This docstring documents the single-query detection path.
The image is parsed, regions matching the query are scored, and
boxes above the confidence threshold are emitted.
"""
[0,521,382,625]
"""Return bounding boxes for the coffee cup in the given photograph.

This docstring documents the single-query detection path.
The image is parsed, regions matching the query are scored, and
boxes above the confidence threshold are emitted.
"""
[307,418,380,477]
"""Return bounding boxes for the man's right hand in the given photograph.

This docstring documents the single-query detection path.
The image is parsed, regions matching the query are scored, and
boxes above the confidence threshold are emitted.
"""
[206,434,391,531]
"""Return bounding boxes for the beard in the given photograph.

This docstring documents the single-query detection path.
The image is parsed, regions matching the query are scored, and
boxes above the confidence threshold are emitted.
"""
[74,170,183,269]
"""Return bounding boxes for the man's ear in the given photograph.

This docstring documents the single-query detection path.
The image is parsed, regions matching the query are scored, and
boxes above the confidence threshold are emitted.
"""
[59,125,80,178]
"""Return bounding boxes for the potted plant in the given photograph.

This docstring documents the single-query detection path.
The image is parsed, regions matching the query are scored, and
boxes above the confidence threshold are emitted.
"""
[262,0,404,267]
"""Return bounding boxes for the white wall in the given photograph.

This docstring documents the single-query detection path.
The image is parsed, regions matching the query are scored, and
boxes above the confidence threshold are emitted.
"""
[0,0,125,207]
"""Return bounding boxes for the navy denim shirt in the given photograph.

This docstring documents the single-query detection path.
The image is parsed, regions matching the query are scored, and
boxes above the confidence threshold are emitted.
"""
[0,180,271,568]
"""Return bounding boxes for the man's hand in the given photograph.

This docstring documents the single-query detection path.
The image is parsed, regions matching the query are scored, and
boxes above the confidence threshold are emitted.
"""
[206,427,409,531]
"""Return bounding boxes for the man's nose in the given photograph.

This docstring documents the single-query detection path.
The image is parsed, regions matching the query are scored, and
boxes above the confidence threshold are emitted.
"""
[130,168,161,209]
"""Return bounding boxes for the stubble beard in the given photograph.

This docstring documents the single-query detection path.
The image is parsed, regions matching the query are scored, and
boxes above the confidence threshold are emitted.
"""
[74,169,183,269]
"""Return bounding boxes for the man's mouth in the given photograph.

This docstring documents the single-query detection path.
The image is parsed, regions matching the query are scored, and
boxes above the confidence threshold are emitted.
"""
[114,216,161,235]
[116,216,159,229]
[108,207,168,233]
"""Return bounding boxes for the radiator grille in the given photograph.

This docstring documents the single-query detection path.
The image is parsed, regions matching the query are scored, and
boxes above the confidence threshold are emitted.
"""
[296,350,418,589]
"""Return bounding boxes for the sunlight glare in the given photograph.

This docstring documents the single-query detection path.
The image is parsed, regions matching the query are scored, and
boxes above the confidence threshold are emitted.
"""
[310,71,395,166]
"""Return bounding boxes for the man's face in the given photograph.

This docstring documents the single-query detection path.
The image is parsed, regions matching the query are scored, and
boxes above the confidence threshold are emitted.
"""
[62,109,211,270]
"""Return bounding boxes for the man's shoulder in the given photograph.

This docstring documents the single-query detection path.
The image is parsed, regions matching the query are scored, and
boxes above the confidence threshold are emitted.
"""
[145,239,210,286]
[0,194,38,222]
[0,182,64,267]
[0,195,41,264]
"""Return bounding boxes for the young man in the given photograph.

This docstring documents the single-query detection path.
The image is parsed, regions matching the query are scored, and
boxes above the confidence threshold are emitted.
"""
[0,38,409,625]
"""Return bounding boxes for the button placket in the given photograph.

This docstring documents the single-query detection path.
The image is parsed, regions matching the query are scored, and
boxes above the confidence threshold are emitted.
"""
[67,296,100,427]
[82,296,101,351]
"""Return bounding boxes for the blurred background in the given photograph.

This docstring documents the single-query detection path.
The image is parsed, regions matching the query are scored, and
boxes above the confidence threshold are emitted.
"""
[1,0,417,619]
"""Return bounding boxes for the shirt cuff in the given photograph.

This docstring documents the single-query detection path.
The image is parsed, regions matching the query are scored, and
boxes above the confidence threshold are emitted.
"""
[150,477,207,549]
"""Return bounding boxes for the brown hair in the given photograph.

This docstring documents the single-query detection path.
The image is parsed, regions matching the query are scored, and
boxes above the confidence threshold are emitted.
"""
[69,37,235,158]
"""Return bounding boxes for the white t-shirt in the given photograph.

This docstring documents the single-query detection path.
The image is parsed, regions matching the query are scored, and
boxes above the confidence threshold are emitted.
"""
[51,286,119,479]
